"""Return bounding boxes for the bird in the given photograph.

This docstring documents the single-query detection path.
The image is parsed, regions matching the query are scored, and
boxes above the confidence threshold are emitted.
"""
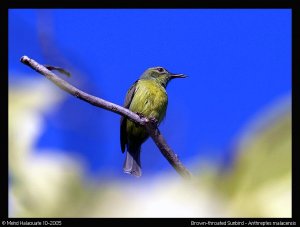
[120,66,186,177]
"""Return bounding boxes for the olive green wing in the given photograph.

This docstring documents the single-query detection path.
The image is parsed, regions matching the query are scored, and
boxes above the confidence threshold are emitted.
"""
[120,80,139,153]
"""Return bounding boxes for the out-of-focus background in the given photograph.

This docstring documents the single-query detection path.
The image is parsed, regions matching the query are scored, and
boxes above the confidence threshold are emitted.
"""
[9,9,291,217]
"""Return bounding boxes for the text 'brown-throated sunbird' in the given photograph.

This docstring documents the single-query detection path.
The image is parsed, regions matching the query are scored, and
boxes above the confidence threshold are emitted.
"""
[120,67,186,177]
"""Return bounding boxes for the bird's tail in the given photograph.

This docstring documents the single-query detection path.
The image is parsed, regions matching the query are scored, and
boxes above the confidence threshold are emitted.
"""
[123,143,142,177]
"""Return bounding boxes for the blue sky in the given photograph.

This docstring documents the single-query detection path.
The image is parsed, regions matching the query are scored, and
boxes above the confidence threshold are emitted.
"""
[9,9,291,179]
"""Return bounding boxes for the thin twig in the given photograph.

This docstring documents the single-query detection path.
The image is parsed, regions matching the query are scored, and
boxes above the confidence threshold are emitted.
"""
[20,55,192,179]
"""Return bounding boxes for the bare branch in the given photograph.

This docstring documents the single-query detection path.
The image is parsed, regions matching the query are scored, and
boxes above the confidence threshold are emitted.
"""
[20,55,192,179]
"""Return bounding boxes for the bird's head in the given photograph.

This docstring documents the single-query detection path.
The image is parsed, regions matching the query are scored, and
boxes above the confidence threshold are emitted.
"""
[140,66,186,87]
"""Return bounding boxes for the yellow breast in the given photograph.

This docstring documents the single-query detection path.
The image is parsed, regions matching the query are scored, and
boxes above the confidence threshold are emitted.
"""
[129,79,168,123]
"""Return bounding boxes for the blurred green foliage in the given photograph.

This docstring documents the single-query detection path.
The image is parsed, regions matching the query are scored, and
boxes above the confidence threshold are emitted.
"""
[9,78,291,217]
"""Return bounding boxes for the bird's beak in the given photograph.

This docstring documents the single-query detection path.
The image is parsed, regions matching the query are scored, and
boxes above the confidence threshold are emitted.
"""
[169,73,187,79]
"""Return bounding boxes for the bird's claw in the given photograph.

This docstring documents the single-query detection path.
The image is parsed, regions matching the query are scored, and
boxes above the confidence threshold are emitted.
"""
[136,113,158,126]
[136,112,145,119]
[149,117,159,126]
[135,112,145,127]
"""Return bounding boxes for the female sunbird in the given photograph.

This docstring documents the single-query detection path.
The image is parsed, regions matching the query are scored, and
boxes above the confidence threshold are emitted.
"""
[120,66,186,177]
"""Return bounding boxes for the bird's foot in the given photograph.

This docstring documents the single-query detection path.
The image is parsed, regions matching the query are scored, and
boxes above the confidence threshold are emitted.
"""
[136,112,145,119]
[135,112,145,127]
[136,112,158,126]
[149,116,159,126]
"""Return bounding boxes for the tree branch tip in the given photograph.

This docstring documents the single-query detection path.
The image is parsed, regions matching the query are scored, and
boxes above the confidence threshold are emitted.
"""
[20,55,29,63]
[20,56,32,67]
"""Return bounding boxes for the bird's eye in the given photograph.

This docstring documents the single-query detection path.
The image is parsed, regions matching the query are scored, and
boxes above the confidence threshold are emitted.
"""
[156,67,164,73]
